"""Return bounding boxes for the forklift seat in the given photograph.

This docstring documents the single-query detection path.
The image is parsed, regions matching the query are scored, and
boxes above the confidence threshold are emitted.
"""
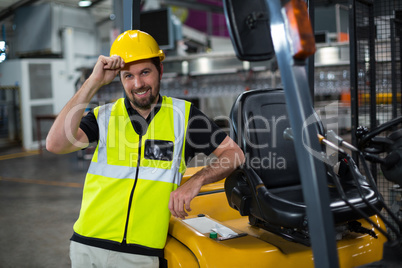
[225,88,382,244]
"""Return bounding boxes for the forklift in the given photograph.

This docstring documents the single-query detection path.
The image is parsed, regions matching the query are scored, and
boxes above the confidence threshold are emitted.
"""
[159,0,402,267]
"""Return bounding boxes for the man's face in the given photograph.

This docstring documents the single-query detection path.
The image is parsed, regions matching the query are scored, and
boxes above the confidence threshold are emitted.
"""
[120,59,163,112]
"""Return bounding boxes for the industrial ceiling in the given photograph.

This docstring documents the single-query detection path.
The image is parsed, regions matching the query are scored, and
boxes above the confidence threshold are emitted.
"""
[0,0,112,24]
[0,0,350,24]
[0,0,350,50]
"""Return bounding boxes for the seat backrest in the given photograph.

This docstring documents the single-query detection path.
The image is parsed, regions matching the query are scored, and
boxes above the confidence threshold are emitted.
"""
[230,89,318,188]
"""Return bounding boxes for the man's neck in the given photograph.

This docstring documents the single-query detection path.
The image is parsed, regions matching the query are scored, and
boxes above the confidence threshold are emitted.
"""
[131,95,160,119]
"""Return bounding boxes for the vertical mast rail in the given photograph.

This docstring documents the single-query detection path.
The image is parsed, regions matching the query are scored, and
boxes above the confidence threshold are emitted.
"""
[265,0,339,267]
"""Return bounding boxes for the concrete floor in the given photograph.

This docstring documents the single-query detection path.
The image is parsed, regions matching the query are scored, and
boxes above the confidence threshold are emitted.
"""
[0,147,90,268]
[0,145,208,268]
[1,139,397,267]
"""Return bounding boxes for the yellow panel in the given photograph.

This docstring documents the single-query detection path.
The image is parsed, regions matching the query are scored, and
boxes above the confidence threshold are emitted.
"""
[164,236,199,268]
[166,190,386,267]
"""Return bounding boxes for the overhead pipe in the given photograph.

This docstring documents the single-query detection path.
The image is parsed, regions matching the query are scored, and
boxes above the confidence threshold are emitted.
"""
[81,0,108,9]
[0,0,40,22]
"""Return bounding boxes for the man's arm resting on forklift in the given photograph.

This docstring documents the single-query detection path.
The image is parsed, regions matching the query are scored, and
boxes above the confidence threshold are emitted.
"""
[168,136,245,219]
[46,55,124,154]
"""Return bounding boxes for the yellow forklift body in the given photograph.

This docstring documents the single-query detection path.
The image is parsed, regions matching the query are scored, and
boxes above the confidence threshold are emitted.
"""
[165,167,386,268]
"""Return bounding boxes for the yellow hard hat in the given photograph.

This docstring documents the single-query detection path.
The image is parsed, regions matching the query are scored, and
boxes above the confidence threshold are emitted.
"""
[110,30,165,63]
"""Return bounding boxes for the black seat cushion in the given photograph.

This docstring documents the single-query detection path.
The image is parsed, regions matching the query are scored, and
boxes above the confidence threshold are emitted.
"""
[230,88,303,189]
[226,88,382,229]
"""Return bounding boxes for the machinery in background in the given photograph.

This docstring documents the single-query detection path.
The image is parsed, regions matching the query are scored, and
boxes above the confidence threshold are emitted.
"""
[164,0,402,267]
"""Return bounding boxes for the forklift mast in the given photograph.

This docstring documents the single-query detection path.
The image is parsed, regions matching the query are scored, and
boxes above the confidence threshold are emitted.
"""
[263,1,339,267]
[121,0,398,267]
[122,0,339,266]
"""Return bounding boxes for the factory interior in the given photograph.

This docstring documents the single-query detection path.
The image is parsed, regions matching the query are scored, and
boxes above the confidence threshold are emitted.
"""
[0,0,402,267]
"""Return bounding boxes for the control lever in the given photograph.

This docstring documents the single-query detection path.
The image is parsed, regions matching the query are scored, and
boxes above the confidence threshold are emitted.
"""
[317,133,399,241]
[327,130,358,152]
[283,127,294,141]
[317,134,345,154]
[327,130,400,169]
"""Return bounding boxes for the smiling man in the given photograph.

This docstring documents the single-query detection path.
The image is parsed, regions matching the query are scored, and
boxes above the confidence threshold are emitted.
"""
[46,30,244,268]
[121,59,162,117]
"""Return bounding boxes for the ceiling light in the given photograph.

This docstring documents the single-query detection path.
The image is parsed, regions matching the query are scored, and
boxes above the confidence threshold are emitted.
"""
[78,0,92,7]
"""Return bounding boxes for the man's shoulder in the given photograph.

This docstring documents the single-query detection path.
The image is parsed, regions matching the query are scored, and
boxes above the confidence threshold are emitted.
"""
[161,96,194,114]
[162,95,192,104]
[92,98,125,117]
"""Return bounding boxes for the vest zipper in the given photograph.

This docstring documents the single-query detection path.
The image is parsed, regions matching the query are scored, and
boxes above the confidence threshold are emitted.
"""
[122,135,142,244]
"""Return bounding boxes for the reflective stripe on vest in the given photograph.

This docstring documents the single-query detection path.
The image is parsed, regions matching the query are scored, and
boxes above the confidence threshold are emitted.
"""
[88,98,187,185]
[73,97,191,250]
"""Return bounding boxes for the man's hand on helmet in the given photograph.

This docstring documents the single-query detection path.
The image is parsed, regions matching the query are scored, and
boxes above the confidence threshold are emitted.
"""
[89,55,125,88]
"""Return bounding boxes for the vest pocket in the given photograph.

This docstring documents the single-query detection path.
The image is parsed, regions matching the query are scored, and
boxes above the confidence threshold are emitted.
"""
[144,140,174,161]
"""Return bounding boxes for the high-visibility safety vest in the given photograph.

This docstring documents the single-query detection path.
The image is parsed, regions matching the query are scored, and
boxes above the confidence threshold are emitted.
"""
[73,96,191,251]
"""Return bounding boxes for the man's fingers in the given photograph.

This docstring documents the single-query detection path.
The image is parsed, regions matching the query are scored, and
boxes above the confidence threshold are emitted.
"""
[108,58,119,69]
[178,198,189,219]
[168,197,176,217]
[169,193,181,218]
[185,200,192,213]
[176,198,185,219]
[169,192,190,219]
[103,56,124,70]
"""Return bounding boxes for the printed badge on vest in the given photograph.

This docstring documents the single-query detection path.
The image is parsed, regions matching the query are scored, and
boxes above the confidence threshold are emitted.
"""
[144,140,174,161]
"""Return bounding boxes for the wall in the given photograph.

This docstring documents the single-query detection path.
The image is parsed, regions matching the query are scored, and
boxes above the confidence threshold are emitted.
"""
[0,59,77,150]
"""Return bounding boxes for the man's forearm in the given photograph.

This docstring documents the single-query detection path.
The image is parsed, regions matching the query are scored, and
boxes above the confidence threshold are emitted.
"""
[193,148,244,186]
[168,136,245,219]
[46,79,100,154]
[46,55,124,154]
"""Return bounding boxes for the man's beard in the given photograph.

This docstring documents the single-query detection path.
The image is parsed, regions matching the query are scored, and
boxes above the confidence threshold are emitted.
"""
[129,83,160,111]
[130,90,156,110]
